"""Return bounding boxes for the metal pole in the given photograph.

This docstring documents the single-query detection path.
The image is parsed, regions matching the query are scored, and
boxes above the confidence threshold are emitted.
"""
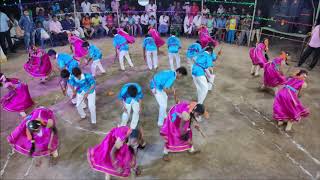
[314,0,320,27]
[19,0,23,15]
[73,0,77,29]
[117,8,120,28]
[201,0,204,16]
[248,0,257,46]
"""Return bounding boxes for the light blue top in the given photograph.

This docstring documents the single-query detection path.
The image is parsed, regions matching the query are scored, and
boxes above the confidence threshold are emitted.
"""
[69,73,96,94]
[149,70,176,91]
[192,51,213,77]
[211,52,217,62]
[186,43,202,59]
[57,53,79,74]
[113,34,129,51]
[118,83,144,104]
[167,36,181,53]
[143,37,157,51]
[88,45,102,61]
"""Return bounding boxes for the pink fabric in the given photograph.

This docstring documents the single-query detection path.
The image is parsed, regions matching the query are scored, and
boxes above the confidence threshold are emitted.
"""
[117,28,135,44]
[148,27,165,48]
[249,43,267,68]
[160,102,193,152]
[273,77,310,122]
[198,26,219,48]
[87,126,134,177]
[7,107,59,157]
[69,35,88,59]
[1,78,34,112]
[24,49,52,78]
[263,57,286,87]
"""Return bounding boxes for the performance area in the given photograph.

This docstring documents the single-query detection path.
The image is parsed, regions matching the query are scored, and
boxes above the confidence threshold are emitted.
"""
[1,37,320,179]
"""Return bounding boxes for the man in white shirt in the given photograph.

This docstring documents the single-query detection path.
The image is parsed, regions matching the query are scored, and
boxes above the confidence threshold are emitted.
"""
[193,12,202,30]
[0,10,15,54]
[111,0,119,13]
[202,5,210,15]
[217,4,225,15]
[183,2,191,15]
[140,12,149,34]
[49,15,68,46]
[184,13,193,37]
[158,13,169,35]
[146,0,157,18]
[81,0,92,14]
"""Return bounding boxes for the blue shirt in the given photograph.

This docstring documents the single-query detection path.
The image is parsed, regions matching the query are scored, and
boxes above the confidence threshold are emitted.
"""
[167,36,181,53]
[149,70,176,91]
[113,34,129,51]
[186,43,202,59]
[88,45,102,61]
[57,53,79,74]
[69,73,96,94]
[19,15,34,33]
[192,51,213,77]
[118,83,144,104]
[211,52,217,62]
[216,18,226,28]
[143,37,157,51]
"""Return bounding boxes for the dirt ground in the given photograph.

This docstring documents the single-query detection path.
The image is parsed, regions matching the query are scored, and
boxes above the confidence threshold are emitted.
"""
[0,37,319,180]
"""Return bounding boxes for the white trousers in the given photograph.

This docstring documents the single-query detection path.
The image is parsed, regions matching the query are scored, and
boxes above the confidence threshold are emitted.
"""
[152,89,168,127]
[250,65,260,76]
[184,26,193,34]
[168,52,181,71]
[120,100,140,129]
[91,60,106,77]
[206,72,215,91]
[119,50,134,70]
[146,50,158,70]
[67,85,77,104]
[76,91,96,124]
[193,75,209,104]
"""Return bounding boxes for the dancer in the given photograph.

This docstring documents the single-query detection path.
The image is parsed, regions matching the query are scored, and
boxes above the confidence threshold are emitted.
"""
[82,41,106,77]
[0,73,34,117]
[262,51,289,94]
[88,126,143,180]
[117,28,135,44]
[59,69,77,104]
[47,49,79,75]
[192,47,214,104]
[186,40,202,71]
[167,32,181,71]
[150,67,188,127]
[198,25,219,48]
[7,107,59,160]
[24,46,52,83]
[68,33,88,62]
[273,69,309,132]
[69,67,97,126]
[148,26,165,51]
[249,38,269,76]
[142,34,158,70]
[118,83,143,129]
[112,29,134,71]
[160,102,206,161]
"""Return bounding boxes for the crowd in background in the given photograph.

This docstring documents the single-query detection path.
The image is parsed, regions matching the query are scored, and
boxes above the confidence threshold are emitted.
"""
[0,0,266,54]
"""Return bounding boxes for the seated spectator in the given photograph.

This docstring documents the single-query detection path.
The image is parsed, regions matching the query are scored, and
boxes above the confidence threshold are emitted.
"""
[81,0,92,14]
[9,14,22,48]
[127,14,135,36]
[148,15,157,27]
[191,2,199,16]
[35,9,46,24]
[170,12,183,36]
[61,14,75,32]
[207,14,216,35]
[51,2,61,15]
[34,21,49,49]
[91,13,105,38]
[140,12,149,34]
[19,9,34,50]
[42,16,51,32]
[49,15,68,46]
[111,0,119,13]
[74,13,85,38]
[184,13,193,37]
[217,4,225,15]
[120,13,129,30]
[158,13,169,36]
[91,0,101,13]
[133,13,142,36]
[82,14,95,39]
[202,5,210,15]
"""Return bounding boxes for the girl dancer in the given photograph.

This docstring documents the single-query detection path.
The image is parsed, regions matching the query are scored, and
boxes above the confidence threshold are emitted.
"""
[0,73,34,117]
[148,26,165,51]
[249,38,269,76]
[117,28,135,44]
[68,33,88,62]
[273,70,309,132]
[24,46,52,83]
[7,107,59,162]
[198,25,219,48]
[160,102,206,161]
[87,126,143,180]
[262,51,288,94]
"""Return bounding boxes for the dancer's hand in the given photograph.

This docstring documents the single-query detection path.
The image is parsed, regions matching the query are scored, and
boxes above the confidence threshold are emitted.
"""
[83,93,89,100]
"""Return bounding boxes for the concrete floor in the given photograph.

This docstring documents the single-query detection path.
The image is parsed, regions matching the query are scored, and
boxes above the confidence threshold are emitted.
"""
[0,38,319,180]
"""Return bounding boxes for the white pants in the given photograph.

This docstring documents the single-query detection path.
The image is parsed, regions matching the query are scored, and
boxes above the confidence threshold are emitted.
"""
[206,71,215,91]
[193,75,209,104]
[76,91,96,124]
[120,100,140,129]
[119,50,134,70]
[67,85,77,104]
[168,52,181,71]
[184,26,192,34]
[152,89,168,127]
[250,65,260,76]
[91,60,106,77]
[146,50,158,70]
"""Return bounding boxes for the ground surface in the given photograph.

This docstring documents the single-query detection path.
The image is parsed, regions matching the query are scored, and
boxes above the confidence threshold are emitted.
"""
[0,37,319,180]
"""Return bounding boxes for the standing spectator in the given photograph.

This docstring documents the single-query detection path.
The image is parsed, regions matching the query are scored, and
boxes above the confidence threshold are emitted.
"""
[241,8,246,16]
[97,0,106,12]
[202,5,210,15]
[167,3,176,17]
[0,10,15,54]
[183,2,191,15]
[19,9,34,50]
[127,14,136,36]
[100,13,109,35]
[191,2,200,16]
[158,13,170,36]
[111,0,120,13]
[81,0,92,14]
[226,15,237,44]
[133,13,142,37]
[217,4,225,15]
[170,12,183,36]
[251,9,262,44]
[74,13,85,38]
[140,12,149,34]
[91,0,101,13]
[33,21,48,49]
[91,13,105,38]
[49,15,68,46]
[42,16,51,32]
[207,14,216,35]
[184,13,193,37]
[106,13,114,35]
[193,12,202,31]
[82,14,95,39]
[113,13,119,27]
[35,9,46,24]
[146,0,157,18]
[176,2,183,13]
[148,15,157,27]
[122,1,130,14]
[35,3,45,16]
[232,7,238,15]
[61,14,75,32]
[51,2,61,15]
[216,15,226,41]
[9,14,23,42]
[120,13,129,30]
[201,14,208,26]
[239,14,251,45]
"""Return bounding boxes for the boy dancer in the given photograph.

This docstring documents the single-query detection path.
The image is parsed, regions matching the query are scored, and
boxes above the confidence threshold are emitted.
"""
[167,32,181,70]
[82,41,106,77]
[142,34,158,70]
[112,29,134,71]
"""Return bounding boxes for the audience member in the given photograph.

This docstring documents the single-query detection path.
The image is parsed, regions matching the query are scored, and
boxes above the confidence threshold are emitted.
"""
[49,15,68,46]
[146,0,157,18]
[148,15,157,27]
[0,10,16,54]
[184,13,193,37]
[217,4,225,15]
[251,9,262,44]
[158,13,170,36]
[191,2,200,16]
[82,14,95,39]
[19,9,34,50]
[91,13,105,38]
[133,13,142,36]
[111,0,120,13]
[140,12,149,34]
[81,0,92,14]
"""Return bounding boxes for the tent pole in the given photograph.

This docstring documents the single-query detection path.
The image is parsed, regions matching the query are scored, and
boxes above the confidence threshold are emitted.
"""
[314,0,320,27]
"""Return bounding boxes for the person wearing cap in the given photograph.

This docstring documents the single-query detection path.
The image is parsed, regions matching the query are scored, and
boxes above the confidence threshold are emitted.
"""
[160,102,207,161]
[112,29,134,71]
[150,67,188,127]
[167,32,181,70]
[117,83,144,129]
[82,41,106,77]
[143,34,158,70]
